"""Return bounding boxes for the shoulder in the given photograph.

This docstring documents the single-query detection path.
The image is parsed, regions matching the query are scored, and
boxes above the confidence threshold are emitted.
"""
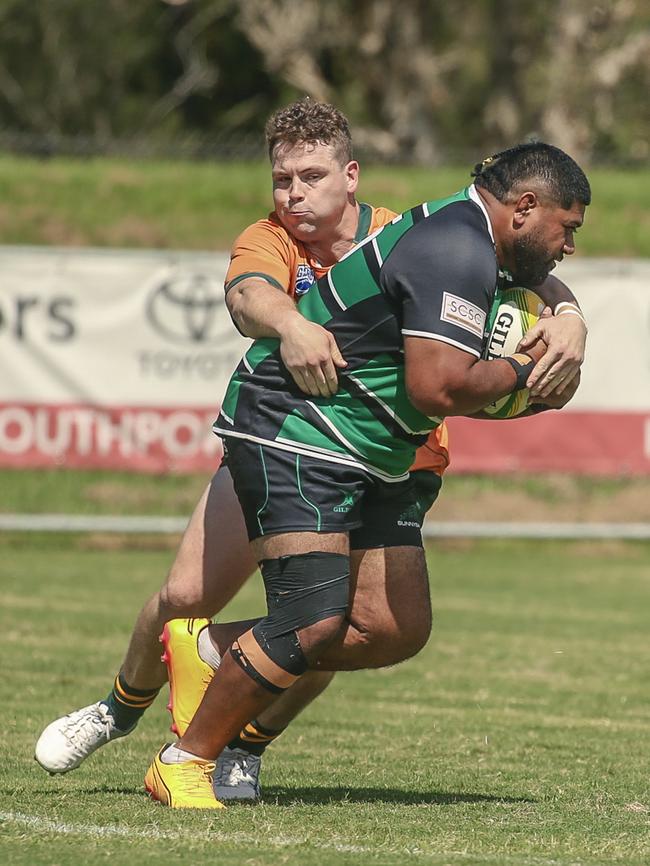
[418,199,493,251]
[385,199,496,280]
[231,213,293,253]
[368,205,398,230]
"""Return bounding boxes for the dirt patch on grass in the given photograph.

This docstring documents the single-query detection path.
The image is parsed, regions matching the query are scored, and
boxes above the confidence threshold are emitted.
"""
[78,532,182,552]
[103,216,169,248]
[84,479,203,513]
[429,475,650,524]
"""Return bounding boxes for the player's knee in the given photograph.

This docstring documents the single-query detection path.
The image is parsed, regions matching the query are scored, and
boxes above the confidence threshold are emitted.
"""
[388,602,432,663]
[158,580,211,619]
[235,551,350,683]
[231,625,309,693]
[350,605,432,667]
[298,613,347,662]
[396,608,432,661]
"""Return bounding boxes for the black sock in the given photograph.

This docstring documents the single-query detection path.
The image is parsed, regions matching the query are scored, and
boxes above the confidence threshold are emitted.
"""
[103,672,160,732]
[227,719,284,757]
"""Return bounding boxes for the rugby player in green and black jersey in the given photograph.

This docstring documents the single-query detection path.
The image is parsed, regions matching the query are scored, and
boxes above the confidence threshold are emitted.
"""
[145,142,590,808]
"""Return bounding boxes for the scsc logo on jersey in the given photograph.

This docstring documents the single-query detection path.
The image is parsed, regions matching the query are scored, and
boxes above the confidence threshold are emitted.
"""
[295,264,315,296]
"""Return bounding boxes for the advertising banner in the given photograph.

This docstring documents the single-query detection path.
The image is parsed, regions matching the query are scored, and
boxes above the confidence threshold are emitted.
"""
[0,249,648,475]
[0,247,247,472]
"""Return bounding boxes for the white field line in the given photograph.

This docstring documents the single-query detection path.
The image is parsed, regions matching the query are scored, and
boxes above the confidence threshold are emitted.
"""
[0,513,649,540]
[0,810,372,852]
[0,810,572,865]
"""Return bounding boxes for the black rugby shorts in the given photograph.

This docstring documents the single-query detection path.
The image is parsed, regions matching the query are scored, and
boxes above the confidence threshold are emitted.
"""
[222,437,441,549]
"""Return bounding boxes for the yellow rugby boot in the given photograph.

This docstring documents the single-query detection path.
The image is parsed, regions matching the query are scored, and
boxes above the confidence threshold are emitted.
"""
[160,618,218,736]
[145,745,225,810]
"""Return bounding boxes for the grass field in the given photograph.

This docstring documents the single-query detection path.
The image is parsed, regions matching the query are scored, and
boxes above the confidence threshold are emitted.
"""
[3,467,650,524]
[0,155,648,256]
[2,532,650,866]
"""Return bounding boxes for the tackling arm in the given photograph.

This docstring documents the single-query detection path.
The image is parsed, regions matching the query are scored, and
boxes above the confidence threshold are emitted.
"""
[226,276,346,398]
[226,276,300,339]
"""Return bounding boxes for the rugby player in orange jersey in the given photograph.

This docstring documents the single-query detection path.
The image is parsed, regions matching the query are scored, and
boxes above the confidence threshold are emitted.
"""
[36,100,587,807]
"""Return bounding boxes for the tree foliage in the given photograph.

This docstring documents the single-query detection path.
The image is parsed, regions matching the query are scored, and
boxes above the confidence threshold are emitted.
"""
[0,0,646,163]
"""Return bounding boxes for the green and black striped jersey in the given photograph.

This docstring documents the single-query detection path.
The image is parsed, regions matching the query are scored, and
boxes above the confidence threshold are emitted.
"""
[216,185,502,480]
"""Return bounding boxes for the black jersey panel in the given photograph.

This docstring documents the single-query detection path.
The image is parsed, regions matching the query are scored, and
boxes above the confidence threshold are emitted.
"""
[380,201,498,356]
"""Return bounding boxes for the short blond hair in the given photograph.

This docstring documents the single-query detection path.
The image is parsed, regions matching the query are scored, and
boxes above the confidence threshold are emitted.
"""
[265,98,353,165]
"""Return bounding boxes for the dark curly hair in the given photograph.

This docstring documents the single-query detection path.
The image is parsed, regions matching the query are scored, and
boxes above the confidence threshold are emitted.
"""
[265,97,353,165]
[472,142,591,209]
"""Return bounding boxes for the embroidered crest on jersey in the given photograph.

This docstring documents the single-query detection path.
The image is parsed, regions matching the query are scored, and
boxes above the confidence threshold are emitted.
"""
[295,264,316,296]
[440,292,486,337]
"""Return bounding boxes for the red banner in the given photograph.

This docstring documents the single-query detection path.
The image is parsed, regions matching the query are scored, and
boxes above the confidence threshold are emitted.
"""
[447,411,650,476]
[0,402,221,473]
[2,403,648,477]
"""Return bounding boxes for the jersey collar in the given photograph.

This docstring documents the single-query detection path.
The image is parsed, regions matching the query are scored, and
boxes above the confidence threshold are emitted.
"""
[354,203,372,242]
[468,184,495,245]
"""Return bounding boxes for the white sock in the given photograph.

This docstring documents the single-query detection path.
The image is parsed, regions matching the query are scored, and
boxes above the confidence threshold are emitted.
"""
[160,743,203,764]
[197,626,222,671]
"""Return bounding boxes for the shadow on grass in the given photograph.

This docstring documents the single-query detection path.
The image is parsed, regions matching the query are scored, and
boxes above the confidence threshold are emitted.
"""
[25,785,143,797]
[20,784,536,807]
[259,786,535,806]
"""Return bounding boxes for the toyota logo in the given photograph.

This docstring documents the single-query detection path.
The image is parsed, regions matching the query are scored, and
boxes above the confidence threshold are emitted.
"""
[146,274,228,344]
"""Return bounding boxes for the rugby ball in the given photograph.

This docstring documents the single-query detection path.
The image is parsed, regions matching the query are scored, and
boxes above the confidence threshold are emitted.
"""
[482,287,545,418]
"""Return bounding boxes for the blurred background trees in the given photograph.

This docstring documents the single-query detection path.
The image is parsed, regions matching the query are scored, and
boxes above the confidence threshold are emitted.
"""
[0,0,647,164]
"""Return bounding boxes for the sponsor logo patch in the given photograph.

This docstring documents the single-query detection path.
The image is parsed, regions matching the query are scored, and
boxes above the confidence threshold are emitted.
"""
[295,263,316,296]
[440,292,486,337]
[333,493,358,513]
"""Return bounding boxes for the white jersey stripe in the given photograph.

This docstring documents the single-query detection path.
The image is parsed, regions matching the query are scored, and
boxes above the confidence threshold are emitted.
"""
[305,401,364,455]
[371,236,383,266]
[212,427,410,482]
[401,329,482,358]
[327,270,347,310]
[346,373,439,433]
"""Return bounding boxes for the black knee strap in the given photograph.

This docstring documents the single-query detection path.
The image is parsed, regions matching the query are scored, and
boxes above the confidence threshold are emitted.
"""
[230,552,350,694]
[259,551,350,639]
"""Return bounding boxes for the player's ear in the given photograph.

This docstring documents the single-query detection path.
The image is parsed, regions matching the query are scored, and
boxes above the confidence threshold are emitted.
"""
[512,191,538,228]
[346,160,360,193]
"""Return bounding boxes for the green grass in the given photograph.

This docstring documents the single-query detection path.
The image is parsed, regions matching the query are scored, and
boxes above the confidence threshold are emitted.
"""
[0,155,648,255]
[1,536,650,865]
[0,467,207,516]
[2,467,649,520]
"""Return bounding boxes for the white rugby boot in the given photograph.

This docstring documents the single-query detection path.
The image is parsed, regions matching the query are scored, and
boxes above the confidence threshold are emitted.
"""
[34,701,135,774]
[213,747,262,802]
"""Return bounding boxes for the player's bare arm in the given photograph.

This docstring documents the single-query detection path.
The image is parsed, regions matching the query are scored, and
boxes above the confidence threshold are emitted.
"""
[226,276,346,398]
[404,335,546,417]
[470,366,581,419]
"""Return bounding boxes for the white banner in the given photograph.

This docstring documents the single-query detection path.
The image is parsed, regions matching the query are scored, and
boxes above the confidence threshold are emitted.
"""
[552,258,650,411]
[0,247,247,471]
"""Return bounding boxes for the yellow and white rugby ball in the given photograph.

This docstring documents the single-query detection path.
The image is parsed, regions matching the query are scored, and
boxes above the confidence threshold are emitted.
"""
[482,288,545,419]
